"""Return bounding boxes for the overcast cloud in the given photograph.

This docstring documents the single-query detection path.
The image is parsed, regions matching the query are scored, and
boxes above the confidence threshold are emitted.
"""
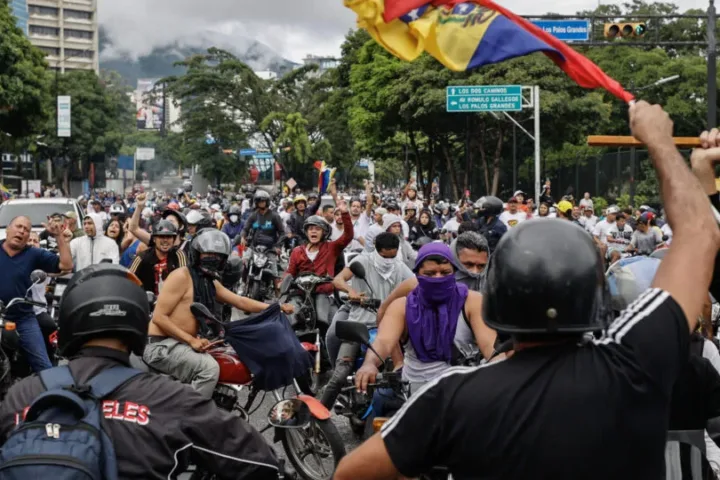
[98,0,709,63]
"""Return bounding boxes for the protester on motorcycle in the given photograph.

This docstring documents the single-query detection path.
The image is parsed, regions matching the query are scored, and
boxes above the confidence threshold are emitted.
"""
[382,214,416,270]
[145,229,293,398]
[474,196,507,254]
[0,216,72,372]
[222,205,244,240]
[129,193,187,249]
[363,207,387,253]
[69,215,120,270]
[321,233,414,408]
[239,190,285,288]
[355,242,495,396]
[626,212,665,255]
[593,204,619,259]
[606,213,633,264]
[129,220,187,295]
[335,102,720,480]
[0,264,281,479]
[286,208,353,324]
[287,194,321,243]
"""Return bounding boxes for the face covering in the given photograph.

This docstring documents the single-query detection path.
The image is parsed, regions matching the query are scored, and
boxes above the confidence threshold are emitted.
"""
[230,215,239,223]
[406,274,468,363]
[372,251,397,280]
[199,256,224,277]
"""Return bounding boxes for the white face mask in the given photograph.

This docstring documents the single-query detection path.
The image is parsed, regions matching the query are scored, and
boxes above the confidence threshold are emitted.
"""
[229,215,239,223]
[372,251,397,280]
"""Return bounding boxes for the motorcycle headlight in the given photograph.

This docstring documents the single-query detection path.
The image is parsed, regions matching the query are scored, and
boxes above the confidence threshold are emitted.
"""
[253,254,268,268]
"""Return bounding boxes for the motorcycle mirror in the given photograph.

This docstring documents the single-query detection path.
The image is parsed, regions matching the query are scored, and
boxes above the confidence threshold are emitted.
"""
[349,261,366,280]
[267,398,312,429]
[30,270,47,285]
[335,320,370,345]
[279,275,293,297]
[146,291,156,305]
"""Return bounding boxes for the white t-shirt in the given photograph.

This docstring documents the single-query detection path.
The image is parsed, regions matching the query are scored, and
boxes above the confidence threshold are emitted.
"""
[349,213,370,251]
[579,198,594,210]
[661,223,673,245]
[593,220,616,245]
[443,217,460,233]
[305,247,319,262]
[607,223,633,247]
[330,223,344,241]
[498,210,527,228]
[578,215,598,232]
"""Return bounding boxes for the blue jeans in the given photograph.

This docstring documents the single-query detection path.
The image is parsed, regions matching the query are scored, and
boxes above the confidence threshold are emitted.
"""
[17,315,52,372]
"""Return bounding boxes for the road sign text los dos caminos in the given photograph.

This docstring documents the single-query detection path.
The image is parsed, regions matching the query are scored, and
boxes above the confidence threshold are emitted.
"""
[446,85,522,112]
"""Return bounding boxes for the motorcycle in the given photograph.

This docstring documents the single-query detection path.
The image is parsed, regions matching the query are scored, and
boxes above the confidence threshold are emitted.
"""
[0,270,57,399]
[279,274,337,397]
[188,302,346,480]
[333,320,408,438]
[242,238,284,302]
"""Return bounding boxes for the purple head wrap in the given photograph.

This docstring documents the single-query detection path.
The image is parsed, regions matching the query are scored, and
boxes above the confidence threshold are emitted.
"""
[406,243,468,363]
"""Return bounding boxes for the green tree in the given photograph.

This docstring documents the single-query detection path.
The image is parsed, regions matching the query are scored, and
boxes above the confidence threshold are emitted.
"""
[0,0,51,140]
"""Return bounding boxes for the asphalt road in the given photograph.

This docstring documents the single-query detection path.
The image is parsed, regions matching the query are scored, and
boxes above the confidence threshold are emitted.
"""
[179,307,360,479]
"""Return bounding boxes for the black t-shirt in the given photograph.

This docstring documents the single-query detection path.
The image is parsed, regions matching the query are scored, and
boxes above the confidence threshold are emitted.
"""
[381,288,689,479]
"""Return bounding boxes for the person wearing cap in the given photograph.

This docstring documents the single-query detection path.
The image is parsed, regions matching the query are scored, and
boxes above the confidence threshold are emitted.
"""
[606,213,633,264]
[626,212,665,255]
[592,205,619,259]
[353,242,495,396]
[69,215,120,271]
[363,207,387,252]
[512,191,529,213]
[63,211,84,239]
[498,197,527,228]
[578,204,598,233]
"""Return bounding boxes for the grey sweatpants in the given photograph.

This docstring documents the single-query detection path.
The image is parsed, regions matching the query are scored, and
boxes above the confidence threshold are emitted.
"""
[143,338,220,399]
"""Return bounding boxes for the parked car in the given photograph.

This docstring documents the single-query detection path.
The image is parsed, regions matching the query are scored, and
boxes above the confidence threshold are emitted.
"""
[0,198,84,240]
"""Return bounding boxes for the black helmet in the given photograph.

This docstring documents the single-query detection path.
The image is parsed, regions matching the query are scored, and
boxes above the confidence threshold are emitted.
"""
[58,264,149,356]
[189,228,232,276]
[229,205,242,216]
[152,219,178,238]
[222,256,243,288]
[475,196,503,217]
[162,209,187,233]
[484,219,608,334]
[303,215,330,240]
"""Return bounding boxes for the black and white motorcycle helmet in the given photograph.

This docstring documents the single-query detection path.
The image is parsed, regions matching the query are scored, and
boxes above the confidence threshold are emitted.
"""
[254,190,271,205]
[109,204,126,215]
[186,210,214,230]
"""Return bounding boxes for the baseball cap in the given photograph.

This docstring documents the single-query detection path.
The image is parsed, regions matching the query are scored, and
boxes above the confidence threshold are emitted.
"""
[513,190,526,197]
[375,207,388,216]
[507,196,519,204]
[64,211,77,219]
[557,200,573,214]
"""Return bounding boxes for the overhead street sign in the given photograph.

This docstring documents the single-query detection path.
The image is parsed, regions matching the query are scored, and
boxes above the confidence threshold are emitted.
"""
[446,85,522,112]
[254,152,274,159]
[530,20,590,42]
[239,148,256,156]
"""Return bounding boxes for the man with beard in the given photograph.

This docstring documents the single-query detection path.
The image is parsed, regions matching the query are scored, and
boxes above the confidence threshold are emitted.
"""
[145,229,294,398]
[129,220,187,295]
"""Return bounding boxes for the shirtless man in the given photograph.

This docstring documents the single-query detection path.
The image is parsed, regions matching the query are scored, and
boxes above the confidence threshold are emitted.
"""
[143,229,293,398]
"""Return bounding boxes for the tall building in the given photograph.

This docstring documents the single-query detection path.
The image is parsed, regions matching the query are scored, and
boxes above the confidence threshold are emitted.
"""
[9,0,29,34]
[26,0,99,73]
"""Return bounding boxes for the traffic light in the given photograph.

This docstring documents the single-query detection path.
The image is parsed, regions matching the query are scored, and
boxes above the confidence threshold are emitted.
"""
[603,22,647,39]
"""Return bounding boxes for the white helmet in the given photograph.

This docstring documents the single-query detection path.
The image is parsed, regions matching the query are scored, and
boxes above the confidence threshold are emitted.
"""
[109,204,125,214]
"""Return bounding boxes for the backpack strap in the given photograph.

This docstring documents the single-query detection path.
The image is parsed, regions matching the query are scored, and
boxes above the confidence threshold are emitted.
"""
[39,365,76,391]
[87,366,143,399]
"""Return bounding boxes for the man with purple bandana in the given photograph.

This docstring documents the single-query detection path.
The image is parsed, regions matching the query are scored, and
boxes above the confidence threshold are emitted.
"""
[354,243,496,394]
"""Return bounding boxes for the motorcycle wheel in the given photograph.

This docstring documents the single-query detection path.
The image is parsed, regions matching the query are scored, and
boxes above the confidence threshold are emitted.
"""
[248,280,262,301]
[278,418,345,480]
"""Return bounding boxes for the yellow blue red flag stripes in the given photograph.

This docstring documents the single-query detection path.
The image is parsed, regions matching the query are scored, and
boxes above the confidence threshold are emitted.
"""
[0,184,12,201]
[317,162,336,195]
[344,0,634,103]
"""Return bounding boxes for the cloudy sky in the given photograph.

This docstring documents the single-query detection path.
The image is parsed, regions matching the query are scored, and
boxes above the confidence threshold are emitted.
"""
[98,0,710,63]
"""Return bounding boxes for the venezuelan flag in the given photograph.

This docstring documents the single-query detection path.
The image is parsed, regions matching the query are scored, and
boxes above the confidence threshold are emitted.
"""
[317,162,336,195]
[0,184,12,201]
[344,0,634,103]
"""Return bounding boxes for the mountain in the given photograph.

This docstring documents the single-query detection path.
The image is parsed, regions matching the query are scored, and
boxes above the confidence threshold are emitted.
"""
[98,26,300,87]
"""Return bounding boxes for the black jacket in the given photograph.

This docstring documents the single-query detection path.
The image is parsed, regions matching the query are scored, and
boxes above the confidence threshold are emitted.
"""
[0,347,279,479]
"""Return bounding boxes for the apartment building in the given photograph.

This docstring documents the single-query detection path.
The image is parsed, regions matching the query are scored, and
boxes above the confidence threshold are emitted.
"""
[26,0,99,73]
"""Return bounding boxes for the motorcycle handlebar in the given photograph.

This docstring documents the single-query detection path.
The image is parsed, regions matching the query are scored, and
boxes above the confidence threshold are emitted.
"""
[348,298,381,309]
